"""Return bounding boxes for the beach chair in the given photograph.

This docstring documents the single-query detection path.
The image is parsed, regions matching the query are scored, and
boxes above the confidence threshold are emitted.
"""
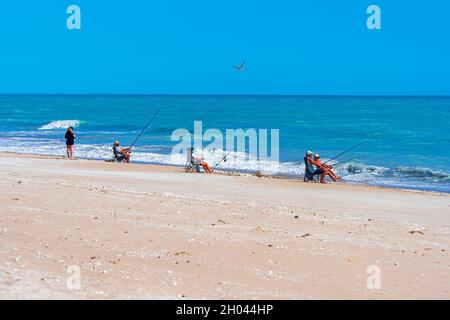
[303,156,320,182]
[185,147,201,172]
[112,147,125,163]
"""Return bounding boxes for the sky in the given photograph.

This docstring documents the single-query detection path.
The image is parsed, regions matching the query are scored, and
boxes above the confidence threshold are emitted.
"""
[0,0,449,95]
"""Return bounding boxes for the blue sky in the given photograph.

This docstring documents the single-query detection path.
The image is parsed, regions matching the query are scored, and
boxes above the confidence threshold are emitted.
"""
[0,0,449,95]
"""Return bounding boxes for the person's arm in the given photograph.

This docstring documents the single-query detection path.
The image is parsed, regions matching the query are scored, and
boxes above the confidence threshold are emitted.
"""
[194,156,206,162]
[120,147,131,154]
[313,159,323,168]
[319,161,331,168]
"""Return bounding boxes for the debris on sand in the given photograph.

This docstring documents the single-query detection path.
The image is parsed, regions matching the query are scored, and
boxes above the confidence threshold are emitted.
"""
[255,170,264,178]
[251,226,268,233]
[217,219,227,224]
[174,251,189,256]
[409,230,424,235]
[301,233,311,238]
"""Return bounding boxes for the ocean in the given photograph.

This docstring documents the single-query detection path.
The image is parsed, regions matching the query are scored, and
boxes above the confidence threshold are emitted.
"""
[0,94,449,193]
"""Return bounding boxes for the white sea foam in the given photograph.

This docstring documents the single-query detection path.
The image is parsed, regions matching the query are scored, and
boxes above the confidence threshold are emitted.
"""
[0,137,448,192]
[38,120,81,130]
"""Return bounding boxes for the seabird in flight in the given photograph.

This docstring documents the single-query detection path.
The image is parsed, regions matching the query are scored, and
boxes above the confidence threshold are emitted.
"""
[233,61,246,71]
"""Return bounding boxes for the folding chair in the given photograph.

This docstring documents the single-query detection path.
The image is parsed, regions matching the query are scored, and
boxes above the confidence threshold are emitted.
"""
[112,146,125,163]
[185,147,201,172]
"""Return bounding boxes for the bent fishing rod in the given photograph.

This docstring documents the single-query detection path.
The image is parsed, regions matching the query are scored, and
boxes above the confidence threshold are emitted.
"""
[323,133,381,165]
[129,100,167,150]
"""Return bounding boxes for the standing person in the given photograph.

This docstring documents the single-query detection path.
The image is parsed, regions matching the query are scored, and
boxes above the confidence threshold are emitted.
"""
[65,127,76,159]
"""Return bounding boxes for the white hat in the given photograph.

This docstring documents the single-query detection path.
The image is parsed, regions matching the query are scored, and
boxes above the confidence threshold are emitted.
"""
[114,141,120,146]
[314,153,320,158]
[306,151,313,156]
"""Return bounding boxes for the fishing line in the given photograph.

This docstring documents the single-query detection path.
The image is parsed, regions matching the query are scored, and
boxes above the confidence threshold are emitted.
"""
[330,157,364,168]
[130,99,167,149]
[323,133,381,165]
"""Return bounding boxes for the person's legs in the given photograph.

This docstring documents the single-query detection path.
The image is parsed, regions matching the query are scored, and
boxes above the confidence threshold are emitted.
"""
[328,169,340,181]
[333,170,341,181]
[66,145,70,158]
[67,145,73,159]
[201,162,212,173]
[125,153,131,163]
[321,168,335,182]
[320,172,327,183]
[327,171,337,182]
[315,168,326,183]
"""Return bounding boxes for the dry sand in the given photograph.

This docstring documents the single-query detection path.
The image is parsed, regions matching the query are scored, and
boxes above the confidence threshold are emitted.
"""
[0,152,449,299]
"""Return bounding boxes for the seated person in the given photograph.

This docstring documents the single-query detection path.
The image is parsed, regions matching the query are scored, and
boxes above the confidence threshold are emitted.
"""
[313,153,341,183]
[305,151,325,181]
[113,141,131,163]
[192,149,212,173]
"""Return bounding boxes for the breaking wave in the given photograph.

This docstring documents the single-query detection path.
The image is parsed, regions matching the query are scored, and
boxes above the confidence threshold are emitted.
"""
[336,163,450,183]
[38,120,81,130]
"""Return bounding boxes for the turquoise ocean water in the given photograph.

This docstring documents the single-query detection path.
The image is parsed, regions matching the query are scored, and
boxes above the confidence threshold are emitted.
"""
[0,95,449,192]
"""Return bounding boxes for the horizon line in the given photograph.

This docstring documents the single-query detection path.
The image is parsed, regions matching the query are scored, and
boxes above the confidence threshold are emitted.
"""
[1,93,450,98]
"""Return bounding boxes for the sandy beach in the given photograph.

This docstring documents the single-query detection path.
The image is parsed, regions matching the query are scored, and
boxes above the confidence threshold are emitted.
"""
[0,152,449,299]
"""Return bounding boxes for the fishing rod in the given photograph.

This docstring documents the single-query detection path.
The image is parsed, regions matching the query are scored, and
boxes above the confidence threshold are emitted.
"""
[323,133,381,165]
[329,157,363,168]
[212,151,233,171]
[129,100,167,149]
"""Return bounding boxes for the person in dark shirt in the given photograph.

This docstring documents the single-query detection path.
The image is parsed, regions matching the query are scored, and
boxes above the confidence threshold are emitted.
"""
[65,127,76,159]
[113,141,131,163]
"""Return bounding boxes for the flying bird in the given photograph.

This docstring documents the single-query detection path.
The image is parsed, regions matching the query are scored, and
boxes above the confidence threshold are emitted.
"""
[233,61,246,71]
